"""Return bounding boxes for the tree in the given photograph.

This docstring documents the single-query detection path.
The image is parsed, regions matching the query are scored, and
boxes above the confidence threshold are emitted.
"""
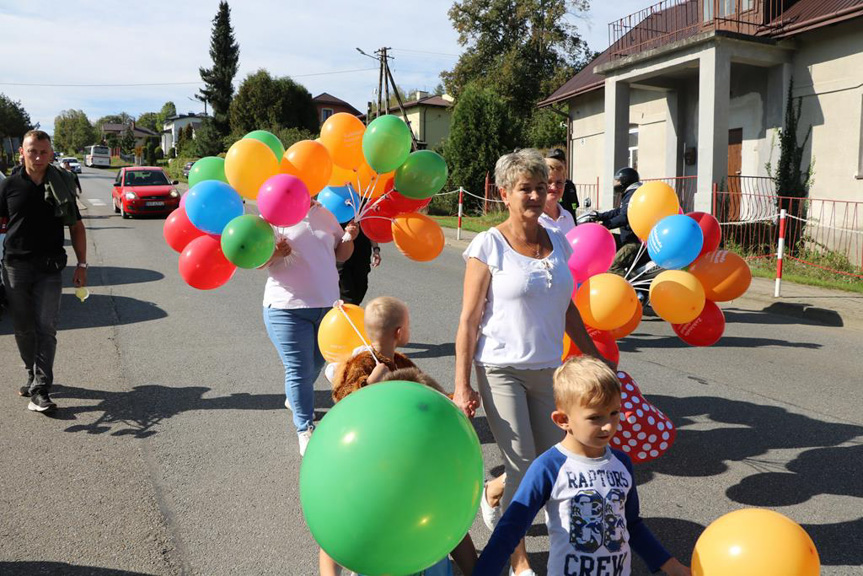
[136,111,161,133]
[194,117,225,157]
[96,112,133,127]
[228,69,318,138]
[178,125,196,157]
[525,106,567,149]
[145,137,158,165]
[442,0,592,137]
[53,109,98,154]
[120,124,136,154]
[199,1,240,141]
[0,93,33,140]
[440,82,520,214]
[158,101,177,127]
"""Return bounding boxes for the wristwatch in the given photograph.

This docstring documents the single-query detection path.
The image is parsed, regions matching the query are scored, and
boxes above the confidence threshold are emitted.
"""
[76,262,88,269]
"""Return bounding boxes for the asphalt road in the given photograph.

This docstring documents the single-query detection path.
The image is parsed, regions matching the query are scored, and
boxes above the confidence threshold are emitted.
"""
[1,166,860,575]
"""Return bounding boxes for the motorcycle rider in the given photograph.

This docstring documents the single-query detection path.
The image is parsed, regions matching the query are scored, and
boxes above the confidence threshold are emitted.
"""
[593,167,650,275]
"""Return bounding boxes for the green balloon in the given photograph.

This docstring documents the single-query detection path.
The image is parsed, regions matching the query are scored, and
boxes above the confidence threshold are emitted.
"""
[362,115,412,174]
[220,215,275,269]
[393,150,448,200]
[300,381,483,576]
[188,156,228,188]
[244,130,285,161]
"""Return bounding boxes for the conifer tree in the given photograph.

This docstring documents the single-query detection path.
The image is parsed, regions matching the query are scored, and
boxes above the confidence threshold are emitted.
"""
[199,1,240,141]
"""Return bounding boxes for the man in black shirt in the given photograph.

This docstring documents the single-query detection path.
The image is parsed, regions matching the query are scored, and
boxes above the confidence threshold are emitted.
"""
[337,227,381,305]
[0,130,88,413]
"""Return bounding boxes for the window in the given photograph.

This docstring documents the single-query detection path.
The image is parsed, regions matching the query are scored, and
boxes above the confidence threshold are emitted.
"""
[321,108,334,123]
[628,125,639,172]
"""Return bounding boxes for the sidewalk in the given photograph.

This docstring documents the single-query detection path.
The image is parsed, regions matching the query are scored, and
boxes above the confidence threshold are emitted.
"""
[441,225,863,331]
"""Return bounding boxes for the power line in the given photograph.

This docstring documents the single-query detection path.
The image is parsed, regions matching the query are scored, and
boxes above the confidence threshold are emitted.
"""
[0,67,379,88]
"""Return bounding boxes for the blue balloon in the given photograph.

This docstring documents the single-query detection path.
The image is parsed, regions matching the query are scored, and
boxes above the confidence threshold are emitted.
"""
[318,185,360,223]
[647,214,704,270]
[185,180,244,235]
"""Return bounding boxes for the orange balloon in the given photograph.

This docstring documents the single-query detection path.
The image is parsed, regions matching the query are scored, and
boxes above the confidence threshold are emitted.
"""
[391,213,444,262]
[649,270,705,324]
[328,163,359,189]
[317,304,368,363]
[608,299,643,339]
[574,273,638,331]
[627,181,680,240]
[357,161,394,200]
[689,250,752,302]
[280,140,332,196]
[224,138,280,200]
[692,509,819,576]
[319,113,365,170]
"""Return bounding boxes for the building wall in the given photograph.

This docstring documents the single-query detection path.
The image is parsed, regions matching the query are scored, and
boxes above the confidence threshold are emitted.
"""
[420,107,453,150]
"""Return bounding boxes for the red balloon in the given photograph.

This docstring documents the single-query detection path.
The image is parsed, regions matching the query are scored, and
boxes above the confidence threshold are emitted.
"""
[379,189,431,215]
[672,300,725,346]
[687,211,722,258]
[179,235,237,290]
[565,328,620,366]
[164,207,206,253]
[360,208,395,243]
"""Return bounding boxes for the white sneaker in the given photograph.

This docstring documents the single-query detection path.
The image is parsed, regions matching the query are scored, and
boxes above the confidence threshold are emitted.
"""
[298,428,313,456]
[480,483,501,530]
[509,569,537,576]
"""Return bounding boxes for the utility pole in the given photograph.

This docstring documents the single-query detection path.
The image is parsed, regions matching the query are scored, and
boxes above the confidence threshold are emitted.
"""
[357,46,419,151]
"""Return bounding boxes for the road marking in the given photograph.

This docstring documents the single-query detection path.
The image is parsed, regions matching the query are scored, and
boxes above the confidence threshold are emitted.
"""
[87,199,106,206]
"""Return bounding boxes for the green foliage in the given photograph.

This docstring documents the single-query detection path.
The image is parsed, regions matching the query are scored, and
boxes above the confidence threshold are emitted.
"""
[273,126,316,149]
[120,125,136,154]
[0,93,33,139]
[768,77,813,198]
[96,112,133,127]
[178,125,196,157]
[229,69,318,137]
[199,1,240,140]
[194,116,225,156]
[136,111,160,133]
[159,101,177,127]
[144,138,158,165]
[526,106,567,149]
[155,146,164,160]
[442,82,519,213]
[53,109,97,153]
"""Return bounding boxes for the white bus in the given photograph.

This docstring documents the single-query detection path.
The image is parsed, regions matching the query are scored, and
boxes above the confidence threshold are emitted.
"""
[84,145,111,168]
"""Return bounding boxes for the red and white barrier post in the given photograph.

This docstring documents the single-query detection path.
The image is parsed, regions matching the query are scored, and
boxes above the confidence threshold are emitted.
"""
[774,208,787,297]
[457,187,464,241]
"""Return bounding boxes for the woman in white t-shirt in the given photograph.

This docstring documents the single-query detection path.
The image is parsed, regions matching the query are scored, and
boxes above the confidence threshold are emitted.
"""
[453,149,602,576]
[262,203,358,455]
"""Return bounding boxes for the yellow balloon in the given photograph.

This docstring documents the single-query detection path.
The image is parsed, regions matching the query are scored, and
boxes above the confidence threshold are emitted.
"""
[328,163,358,188]
[225,138,280,200]
[649,270,705,324]
[627,181,680,241]
[574,273,637,331]
[692,509,820,576]
[317,304,368,363]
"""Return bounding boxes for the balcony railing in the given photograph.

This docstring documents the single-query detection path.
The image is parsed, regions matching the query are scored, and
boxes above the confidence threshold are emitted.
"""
[609,0,785,58]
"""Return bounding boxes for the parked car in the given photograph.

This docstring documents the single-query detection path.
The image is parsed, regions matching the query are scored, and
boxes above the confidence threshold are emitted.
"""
[111,166,181,219]
[182,160,196,178]
[60,157,82,173]
[0,172,5,262]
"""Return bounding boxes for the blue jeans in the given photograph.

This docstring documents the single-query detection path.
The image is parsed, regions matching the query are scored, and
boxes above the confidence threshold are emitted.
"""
[2,259,63,392]
[263,306,328,433]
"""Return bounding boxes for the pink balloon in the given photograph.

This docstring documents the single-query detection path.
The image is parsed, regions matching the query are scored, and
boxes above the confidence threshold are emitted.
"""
[566,223,617,283]
[257,174,311,226]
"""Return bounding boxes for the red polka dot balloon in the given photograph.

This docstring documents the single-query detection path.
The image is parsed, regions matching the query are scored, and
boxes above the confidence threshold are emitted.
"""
[611,371,676,463]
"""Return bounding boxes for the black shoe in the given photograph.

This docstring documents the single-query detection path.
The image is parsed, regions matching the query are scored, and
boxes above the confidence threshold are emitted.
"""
[18,386,31,397]
[28,390,57,413]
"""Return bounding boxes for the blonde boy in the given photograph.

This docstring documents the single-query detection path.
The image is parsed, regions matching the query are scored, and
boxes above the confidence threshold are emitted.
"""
[474,357,690,576]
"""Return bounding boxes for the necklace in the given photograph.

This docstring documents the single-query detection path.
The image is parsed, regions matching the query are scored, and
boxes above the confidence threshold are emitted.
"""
[506,224,543,258]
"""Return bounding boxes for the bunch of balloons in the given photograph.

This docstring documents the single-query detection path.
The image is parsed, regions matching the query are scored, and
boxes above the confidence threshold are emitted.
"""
[163,116,450,290]
[300,381,483,575]
[570,181,752,352]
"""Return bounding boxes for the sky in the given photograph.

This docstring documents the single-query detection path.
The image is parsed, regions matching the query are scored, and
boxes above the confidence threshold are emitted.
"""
[0,0,646,135]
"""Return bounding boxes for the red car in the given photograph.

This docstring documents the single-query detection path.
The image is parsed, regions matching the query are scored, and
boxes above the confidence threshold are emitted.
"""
[112,166,181,218]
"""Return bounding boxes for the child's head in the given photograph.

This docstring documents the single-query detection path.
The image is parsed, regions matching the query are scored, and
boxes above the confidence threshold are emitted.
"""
[552,357,622,456]
[364,296,410,347]
[379,367,447,396]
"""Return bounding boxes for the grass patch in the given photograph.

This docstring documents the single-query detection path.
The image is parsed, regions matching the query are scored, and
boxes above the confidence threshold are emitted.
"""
[747,257,863,294]
[431,212,508,234]
[110,157,132,168]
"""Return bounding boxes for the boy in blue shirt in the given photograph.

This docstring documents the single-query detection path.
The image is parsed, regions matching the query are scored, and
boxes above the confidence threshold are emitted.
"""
[474,357,690,576]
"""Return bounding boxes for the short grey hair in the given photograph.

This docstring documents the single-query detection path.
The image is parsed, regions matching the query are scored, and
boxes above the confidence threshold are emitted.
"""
[494,148,548,191]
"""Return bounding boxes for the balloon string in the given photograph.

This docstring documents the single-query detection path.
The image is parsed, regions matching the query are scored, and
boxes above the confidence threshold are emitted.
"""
[627,261,659,285]
[624,243,647,280]
[357,191,390,221]
[334,300,379,366]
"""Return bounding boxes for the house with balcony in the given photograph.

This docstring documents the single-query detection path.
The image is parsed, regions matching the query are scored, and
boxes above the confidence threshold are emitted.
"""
[542,0,863,222]
[161,113,206,154]
[100,122,159,150]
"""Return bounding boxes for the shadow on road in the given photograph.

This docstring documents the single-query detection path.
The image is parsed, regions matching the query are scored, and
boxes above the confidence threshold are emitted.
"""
[71,265,164,287]
[724,305,844,328]
[619,333,821,352]
[402,341,456,360]
[0,294,168,334]
[0,562,155,575]
[46,384,285,439]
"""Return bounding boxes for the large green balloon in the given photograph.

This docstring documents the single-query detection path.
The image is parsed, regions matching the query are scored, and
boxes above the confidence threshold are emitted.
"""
[362,115,413,174]
[393,150,448,200]
[219,214,275,269]
[300,381,483,576]
[243,130,285,162]
[188,156,228,188]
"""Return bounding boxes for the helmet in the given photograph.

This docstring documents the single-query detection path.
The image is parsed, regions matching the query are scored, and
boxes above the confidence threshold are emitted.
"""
[613,167,639,193]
